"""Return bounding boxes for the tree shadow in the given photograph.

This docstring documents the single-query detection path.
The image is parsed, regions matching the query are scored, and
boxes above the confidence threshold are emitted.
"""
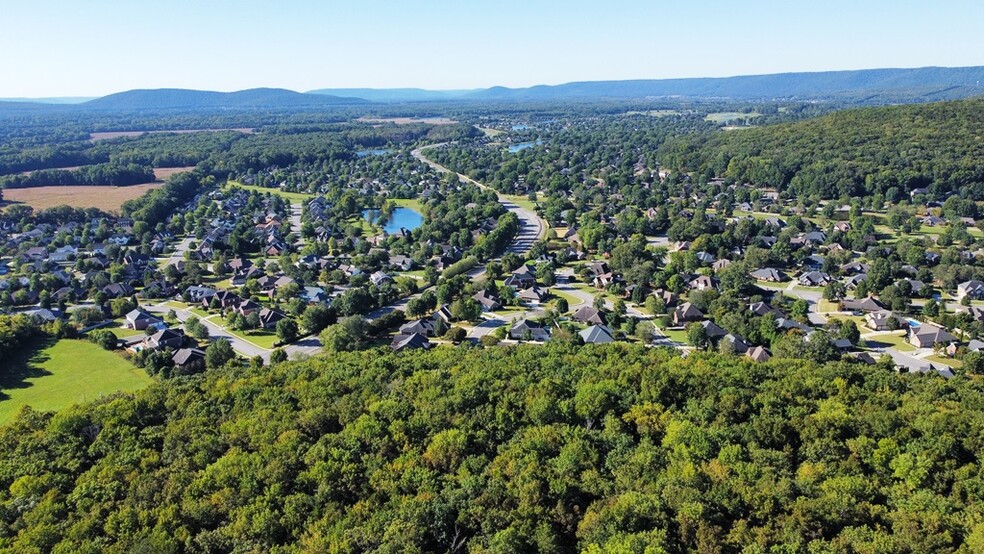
[0,337,56,401]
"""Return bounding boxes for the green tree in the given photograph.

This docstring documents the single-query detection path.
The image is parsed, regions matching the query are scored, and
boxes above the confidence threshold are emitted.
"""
[205,339,235,369]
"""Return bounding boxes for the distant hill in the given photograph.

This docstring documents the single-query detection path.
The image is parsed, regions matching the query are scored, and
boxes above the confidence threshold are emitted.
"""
[307,88,477,102]
[81,88,367,110]
[462,66,984,102]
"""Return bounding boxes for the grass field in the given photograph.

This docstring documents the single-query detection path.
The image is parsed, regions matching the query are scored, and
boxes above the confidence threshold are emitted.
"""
[0,339,152,424]
[390,198,425,212]
[227,181,316,202]
[705,112,762,123]
[1,183,164,212]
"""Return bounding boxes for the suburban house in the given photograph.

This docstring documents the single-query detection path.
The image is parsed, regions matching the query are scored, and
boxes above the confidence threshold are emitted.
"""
[579,324,615,344]
[750,268,788,282]
[798,271,831,287]
[673,302,704,326]
[746,345,772,362]
[472,291,503,312]
[172,348,206,371]
[908,324,958,349]
[957,280,984,301]
[864,310,907,331]
[400,319,436,337]
[125,309,160,331]
[509,320,550,342]
[572,306,606,325]
[390,333,432,352]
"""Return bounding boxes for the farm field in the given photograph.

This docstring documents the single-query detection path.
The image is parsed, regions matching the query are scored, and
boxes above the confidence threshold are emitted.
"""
[0,339,152,424]
[226,181,315,202]
[1,183,163,211]
[89,128,254,141]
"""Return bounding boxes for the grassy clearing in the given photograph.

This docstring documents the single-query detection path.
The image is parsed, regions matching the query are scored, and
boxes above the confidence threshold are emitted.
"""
[705,112,762,123]
[390,198,425,213]
[661,329,689,343]
[552,289,584,309]
[926,355,958,368]
[0,339,152,424]
[219,318,279,349]
[863,332,916,352]
[227,181,315,202]
[501,194,538,213]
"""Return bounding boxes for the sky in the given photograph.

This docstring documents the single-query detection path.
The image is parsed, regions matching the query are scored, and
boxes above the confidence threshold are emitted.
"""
[1,0,981,97]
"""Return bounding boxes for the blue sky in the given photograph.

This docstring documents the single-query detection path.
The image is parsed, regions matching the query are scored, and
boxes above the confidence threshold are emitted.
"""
[1,0,981,97]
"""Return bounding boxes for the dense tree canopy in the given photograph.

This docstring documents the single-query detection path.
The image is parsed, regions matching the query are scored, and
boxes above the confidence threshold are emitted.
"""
[1,344,982,552]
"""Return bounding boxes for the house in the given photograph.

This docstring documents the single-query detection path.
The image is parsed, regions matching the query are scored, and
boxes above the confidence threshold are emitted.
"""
[579,324,615,344]
[572,306,606,325]
[957,280,984,301]
[185,286,216,303]
[746,346,771,362]
[750,268,787,282]
[700,320,728,340]
[125,309,160,331]
[172,348,206,371]
[749,301,783,318]
[721,333,750,354]
[798,271,831,287]
[841,296,886,313]
[388,255,415,271]
[144,328,185,351]
[908,324,957,349]
[102,283,135,299]
[517,286,549,304]
[673,302,703,326]
[712,258,732,271]
[688,275,719,291]
[509,320,550,342]
[864,310,907,331]
[370,271,394,287]
[258,308,287,329]
[390,333,432,352]
[504,265,537,289]
[400,319,436,337]
[472,290,502,312]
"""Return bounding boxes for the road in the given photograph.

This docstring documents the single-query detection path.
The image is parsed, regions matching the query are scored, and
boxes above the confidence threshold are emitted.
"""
[289,203,304,247]
[412,143,546,254]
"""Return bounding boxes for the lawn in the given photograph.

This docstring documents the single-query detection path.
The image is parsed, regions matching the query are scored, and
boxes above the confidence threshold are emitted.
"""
[0,339,152,424]
[107,321,146,339]
[219,318,280,349]
[226,181,316,202]
[862,332,916,352]
[501,194,538,213]
[552,289,584,309]
[661,329,689,344]
[390,198,425,212]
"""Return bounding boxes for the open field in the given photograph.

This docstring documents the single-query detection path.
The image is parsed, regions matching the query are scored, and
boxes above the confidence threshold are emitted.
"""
[89,128,254,141]
[227,181,315,202]
[1,183,163,211]
[0,339,152,424]
[705,111,762,123]
[356,116,456,125]
[153,166,195,180]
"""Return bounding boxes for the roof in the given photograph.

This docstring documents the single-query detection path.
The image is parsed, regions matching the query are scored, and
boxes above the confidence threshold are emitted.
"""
[579,325,614,344]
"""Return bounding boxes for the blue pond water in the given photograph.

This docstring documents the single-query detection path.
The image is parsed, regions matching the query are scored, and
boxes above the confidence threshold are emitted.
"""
[362,207,424,234]
[356,148,393,157]
[507,140,542,153]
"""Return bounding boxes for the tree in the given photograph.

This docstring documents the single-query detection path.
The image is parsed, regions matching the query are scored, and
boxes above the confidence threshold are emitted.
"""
[445,327,467,343]
[205,339,235,369]
[301,304,334,334]
[823,281,847,301]
[686,322,710,349]
[555,297,569,314]
[320,316,369,352]
[450,297,482,322]
[276,319,299,343]
[270,348,288,364]
[186,316,209,340]
[88,329,117,350]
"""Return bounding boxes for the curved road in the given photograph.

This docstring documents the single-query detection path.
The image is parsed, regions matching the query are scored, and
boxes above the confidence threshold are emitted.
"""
[412,143,547,254]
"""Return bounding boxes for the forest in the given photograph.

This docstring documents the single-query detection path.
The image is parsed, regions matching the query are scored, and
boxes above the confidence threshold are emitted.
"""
[658,98,984,200]
[1,343,982,553]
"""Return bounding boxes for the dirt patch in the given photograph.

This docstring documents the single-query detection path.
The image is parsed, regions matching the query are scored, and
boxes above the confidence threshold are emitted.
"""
[89,128,254,141]
[2,184,163,212]
[356,116,456,125]
[153,166,195,180]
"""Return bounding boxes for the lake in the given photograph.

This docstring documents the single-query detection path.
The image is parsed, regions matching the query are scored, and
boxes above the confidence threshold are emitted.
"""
[363,207,424,234]
[507,140,542,153]
[356,148,393,157]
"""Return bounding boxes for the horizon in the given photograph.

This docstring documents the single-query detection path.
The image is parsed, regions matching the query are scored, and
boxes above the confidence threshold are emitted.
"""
[1,63,981,102]
[2,0,981,97]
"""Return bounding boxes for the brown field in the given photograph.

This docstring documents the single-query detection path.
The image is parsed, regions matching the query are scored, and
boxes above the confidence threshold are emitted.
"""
[356,116,457,125]
[153,166,195,180]
[1,184,163,212]
[89,128,254,141]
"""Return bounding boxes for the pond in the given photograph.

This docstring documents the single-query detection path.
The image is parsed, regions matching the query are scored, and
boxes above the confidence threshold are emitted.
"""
[356,148,393,157]
[362,207,424,234]
[507,140,542,153]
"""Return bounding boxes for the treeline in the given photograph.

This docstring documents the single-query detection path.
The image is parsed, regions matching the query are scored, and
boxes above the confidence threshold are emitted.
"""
[0,314,39,366]
[658,97,984,200]
[1,344,982,552]
[122,170,210,227]
[0,162,155,188]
